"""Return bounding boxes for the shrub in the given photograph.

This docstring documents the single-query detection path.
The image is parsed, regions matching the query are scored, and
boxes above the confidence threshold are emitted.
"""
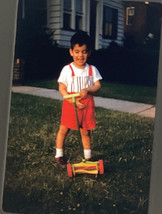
[15,21,159,86]
[89,46,159,86]
[15,20,72,80]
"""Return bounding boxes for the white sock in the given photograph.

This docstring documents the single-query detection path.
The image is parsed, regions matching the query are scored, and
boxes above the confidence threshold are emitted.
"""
[84,149,91,159]
[55,148,63,158]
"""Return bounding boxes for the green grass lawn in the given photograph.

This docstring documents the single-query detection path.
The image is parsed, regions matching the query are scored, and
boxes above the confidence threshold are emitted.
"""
[3,93,154,214]
[24,79,157,105]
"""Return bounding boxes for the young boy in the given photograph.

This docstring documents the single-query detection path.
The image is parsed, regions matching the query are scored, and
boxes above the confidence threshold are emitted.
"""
[55,30,102,166]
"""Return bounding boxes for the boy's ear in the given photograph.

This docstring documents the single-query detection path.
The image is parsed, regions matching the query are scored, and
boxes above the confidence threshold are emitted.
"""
[69,48,73,57]
[88,50,92,57]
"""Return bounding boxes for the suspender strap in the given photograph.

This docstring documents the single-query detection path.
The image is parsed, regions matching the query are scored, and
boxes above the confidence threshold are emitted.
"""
[89,65,92,76]
[69,64,75,76]
[69,64,92,76]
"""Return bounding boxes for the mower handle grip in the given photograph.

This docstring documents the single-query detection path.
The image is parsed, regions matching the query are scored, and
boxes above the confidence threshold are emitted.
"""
[63,93,80,103]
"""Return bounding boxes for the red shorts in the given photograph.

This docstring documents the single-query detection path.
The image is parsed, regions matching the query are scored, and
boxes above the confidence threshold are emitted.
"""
[61,94,96,130]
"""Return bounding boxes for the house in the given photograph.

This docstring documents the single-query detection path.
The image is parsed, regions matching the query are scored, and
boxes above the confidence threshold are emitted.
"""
[18,0,125,50]
[123,1,162,47]
[47,0,125,49]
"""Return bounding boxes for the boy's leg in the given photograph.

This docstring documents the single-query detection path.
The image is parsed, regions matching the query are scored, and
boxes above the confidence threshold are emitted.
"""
[55,125,69,164]
[56,125,69,149]
[80,128,91,160]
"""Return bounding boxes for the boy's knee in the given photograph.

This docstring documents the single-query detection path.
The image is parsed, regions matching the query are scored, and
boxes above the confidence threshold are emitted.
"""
[59,125,69,135]
[80,128,90,136]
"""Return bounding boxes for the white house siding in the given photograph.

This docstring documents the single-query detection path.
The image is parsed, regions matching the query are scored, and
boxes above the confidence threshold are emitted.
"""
[59,30,75,47]
[47,0,62,45]
[47,0,124,50]
[47,0,91,48]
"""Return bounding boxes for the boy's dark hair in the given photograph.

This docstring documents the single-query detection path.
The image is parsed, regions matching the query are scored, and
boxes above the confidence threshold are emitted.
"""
[70,30,92,50]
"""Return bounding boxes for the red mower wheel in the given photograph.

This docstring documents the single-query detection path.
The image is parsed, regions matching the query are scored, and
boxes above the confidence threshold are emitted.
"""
[99,160,104,174]
[67,164,73,177]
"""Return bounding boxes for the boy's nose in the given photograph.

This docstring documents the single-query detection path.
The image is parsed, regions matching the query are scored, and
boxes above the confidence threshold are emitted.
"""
[79,52,83,56]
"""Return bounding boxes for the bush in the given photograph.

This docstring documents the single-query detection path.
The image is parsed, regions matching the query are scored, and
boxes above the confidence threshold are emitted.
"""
[15,21,72,80]
[15,21,159,86]
[89,46,159,86]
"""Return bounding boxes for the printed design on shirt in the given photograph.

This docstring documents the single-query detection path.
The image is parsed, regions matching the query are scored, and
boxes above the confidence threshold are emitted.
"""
[70,76,93,92]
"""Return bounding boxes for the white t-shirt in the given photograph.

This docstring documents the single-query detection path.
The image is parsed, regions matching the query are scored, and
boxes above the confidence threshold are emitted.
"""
[58,63,102,92]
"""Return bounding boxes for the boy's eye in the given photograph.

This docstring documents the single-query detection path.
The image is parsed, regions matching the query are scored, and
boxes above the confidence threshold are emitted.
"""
[74,50,88,54]
[82,50,88,54]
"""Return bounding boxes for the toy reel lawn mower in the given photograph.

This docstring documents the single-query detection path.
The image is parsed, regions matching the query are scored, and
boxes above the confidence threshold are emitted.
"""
[64,93,104,177]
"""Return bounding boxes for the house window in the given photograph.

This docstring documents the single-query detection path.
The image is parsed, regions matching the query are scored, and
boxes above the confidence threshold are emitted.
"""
[75,0,83,30]
[64,0,71,9]
[126,7,135,25]
[103,6,118,39]
[63,0,83,30]
[63,0,72,29]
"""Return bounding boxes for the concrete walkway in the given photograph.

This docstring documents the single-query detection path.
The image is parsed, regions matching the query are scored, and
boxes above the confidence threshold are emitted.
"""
[12,86,156,118]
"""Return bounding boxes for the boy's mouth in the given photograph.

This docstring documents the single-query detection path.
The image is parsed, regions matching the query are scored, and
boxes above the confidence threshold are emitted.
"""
[77,58,85,62]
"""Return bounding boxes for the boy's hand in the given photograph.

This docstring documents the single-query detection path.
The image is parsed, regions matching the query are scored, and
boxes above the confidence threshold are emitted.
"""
[76,89,88,109]
[76,98,86,109]
[80,89,88,99]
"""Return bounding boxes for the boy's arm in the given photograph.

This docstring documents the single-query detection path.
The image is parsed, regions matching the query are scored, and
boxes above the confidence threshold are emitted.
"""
[58,82,69,97]
[80,80,101,98]
[59,82,85,109]
[87,80,101,93]
[59,82,73,104]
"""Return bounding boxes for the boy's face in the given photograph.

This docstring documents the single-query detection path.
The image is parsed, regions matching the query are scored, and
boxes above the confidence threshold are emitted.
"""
[69,44,91,69]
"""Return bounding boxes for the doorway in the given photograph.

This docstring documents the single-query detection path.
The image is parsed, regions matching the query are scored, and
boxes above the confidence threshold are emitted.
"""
[90,0,97,49]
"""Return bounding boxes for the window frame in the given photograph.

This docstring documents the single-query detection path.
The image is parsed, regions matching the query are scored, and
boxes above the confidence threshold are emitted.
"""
[63,0,83,31]
[63,0,72,30]
[102,6,118,40]
[126,7,135,26]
